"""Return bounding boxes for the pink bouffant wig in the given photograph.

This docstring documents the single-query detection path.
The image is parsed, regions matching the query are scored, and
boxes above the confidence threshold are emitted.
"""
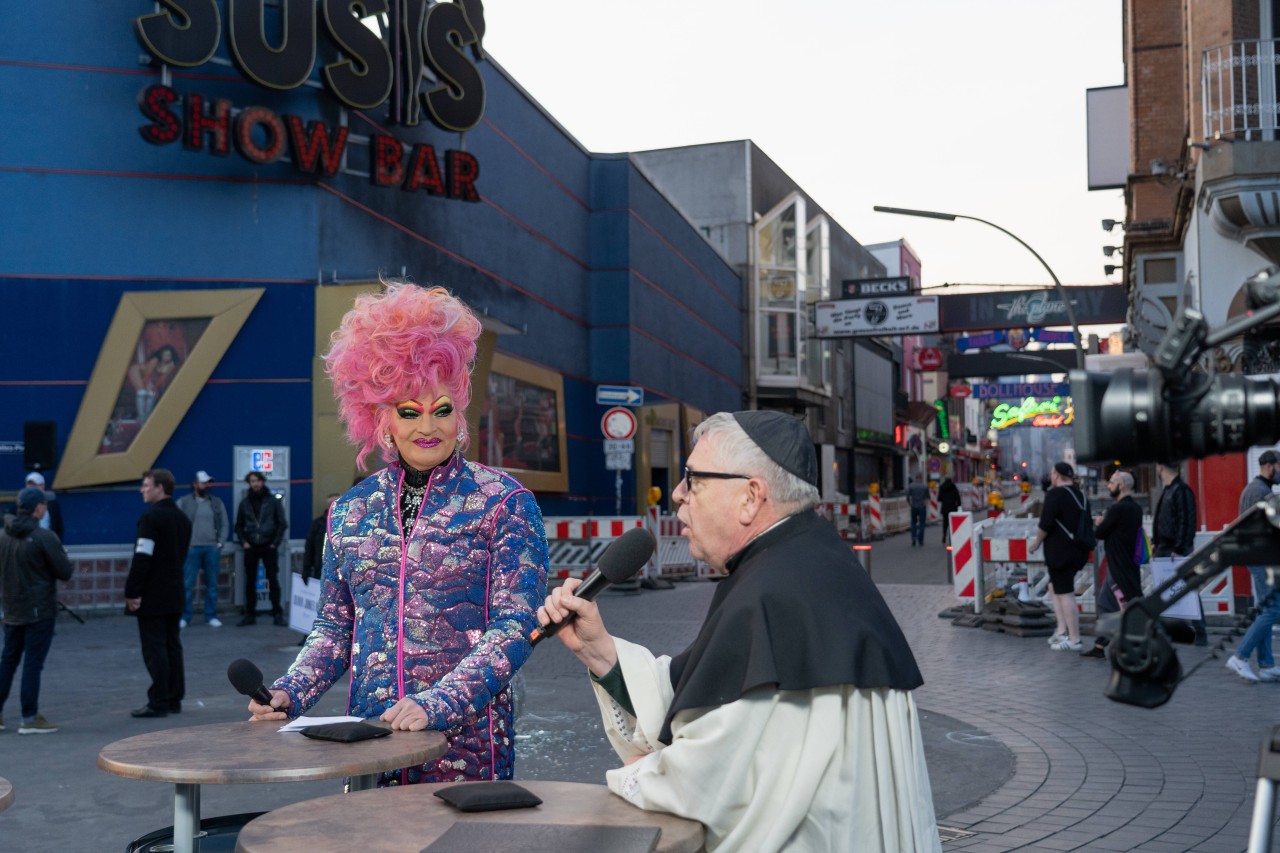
[325,283,482,469]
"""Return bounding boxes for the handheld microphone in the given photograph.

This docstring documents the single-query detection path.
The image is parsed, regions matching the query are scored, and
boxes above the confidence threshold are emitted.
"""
[227,658,275,706]
[530,526,655,647]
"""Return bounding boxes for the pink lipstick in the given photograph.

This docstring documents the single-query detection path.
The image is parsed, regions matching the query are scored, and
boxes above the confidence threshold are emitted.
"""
[414,438,441,448]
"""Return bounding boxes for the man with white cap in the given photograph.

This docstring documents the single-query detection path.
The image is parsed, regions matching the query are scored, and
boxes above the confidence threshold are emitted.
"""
[538,411,940,852]
[176,471,228,628]
[22,472,63,540]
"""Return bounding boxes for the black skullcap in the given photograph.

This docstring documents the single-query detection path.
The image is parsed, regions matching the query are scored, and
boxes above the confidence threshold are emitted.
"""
[732,411,818,486]
[1053,461,1075,479]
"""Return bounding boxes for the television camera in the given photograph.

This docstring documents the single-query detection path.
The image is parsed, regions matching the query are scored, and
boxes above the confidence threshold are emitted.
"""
[1069,267,1280,851]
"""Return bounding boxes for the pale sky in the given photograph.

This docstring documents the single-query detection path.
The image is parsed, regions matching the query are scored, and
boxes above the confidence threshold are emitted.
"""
[481,0,1126,293]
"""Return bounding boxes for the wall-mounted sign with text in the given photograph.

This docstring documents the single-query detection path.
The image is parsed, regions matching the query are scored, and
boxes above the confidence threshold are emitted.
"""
[840,276,913,299]
[815,296,939,338]
[989,396,1074,430]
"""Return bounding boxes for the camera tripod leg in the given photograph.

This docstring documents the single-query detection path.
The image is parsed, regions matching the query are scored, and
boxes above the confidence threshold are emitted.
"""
[1247,725,1280,853]
[56,600,84,625]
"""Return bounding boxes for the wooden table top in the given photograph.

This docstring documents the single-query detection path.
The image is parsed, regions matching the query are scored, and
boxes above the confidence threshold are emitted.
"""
[97,721,446,785]
[0,777,12,814]
[236,780,705,852]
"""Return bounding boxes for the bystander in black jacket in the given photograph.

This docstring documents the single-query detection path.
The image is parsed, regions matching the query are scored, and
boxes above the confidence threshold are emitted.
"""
[0,513,73,624]
[301,511,328,581]
[1096,495,1144,602]
[235,490,287,547]
[126,492,192,716]
[1153,475,1196,558]
[125,497,192,617]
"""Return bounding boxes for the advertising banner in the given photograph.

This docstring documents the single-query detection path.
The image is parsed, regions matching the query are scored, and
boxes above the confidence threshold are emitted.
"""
[939,286,1126,332]
[815,296,940,338]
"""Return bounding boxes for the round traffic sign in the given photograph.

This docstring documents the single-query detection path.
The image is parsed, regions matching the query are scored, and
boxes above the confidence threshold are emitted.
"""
[918,347,943,371]
[601,407,637,440]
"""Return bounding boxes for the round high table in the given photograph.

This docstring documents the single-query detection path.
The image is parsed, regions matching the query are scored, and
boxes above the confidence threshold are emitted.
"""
[0,777,12,813]
[236,780,705,852]
[98,721,445,853]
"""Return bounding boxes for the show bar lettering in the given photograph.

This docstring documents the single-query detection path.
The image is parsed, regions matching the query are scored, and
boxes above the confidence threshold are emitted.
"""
[138,84,479,201]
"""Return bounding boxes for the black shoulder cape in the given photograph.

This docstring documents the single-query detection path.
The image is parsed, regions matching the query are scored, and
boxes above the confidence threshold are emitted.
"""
[659,510,923,743]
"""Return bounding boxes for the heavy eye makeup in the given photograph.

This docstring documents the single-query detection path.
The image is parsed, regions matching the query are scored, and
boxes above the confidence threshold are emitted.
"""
[429,399,454,418]
[395,402,425,420]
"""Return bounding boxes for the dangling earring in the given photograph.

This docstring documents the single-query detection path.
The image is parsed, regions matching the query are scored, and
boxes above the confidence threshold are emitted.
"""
[383,434,394,447]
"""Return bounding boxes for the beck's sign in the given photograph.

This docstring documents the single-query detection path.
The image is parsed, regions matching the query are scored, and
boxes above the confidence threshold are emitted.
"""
[841,276,913,299]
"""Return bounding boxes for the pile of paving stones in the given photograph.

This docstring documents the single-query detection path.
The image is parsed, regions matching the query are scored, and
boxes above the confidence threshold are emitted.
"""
[940,594,1089,638]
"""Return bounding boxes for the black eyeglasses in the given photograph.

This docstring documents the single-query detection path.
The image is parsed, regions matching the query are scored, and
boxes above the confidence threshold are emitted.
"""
[682,467,751,490]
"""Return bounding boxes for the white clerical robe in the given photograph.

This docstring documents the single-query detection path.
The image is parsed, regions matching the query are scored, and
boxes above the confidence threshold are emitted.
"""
[593,638,942,853]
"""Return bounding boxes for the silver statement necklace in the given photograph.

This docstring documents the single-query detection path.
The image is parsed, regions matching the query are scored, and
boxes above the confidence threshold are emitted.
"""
[399,463,431,530]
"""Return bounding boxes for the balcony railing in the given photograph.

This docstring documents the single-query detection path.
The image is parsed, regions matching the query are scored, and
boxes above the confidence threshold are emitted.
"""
[1204,39,1280,141]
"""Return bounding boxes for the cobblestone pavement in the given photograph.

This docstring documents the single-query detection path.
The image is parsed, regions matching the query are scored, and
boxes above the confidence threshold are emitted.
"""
[1,522,1276,851]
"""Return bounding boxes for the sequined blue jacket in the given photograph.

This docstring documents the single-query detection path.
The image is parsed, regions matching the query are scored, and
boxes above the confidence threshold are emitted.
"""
[274,454,548,783]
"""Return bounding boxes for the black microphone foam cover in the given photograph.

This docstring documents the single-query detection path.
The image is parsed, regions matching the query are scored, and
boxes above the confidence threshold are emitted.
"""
[228,658,272,704]
[595,527,657,585]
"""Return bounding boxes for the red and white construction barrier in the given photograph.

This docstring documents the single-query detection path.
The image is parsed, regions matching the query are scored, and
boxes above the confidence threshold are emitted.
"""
[981,537,1038,563]
[1198,570,1235,615]
[867,492,884,536]
[647,507,706,580]
[543,516,648,581]
[927,483,940,523]
[949,511,977,607]
[816,502,861,540]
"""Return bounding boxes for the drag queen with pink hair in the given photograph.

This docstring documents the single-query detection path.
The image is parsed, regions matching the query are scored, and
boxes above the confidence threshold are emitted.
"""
[248,283,548,784]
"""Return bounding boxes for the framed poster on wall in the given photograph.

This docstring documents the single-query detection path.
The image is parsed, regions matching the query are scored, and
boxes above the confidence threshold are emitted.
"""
[477,353,568,492]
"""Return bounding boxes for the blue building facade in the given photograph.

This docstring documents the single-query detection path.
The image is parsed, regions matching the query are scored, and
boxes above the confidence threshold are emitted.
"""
[0,2,742,546]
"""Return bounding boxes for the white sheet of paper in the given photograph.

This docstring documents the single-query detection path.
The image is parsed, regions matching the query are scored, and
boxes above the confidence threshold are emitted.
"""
[1148,556,1204,621]
[277,715,364,732]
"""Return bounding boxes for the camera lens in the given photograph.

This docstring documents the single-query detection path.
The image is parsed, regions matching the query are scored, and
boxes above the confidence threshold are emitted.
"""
[1071,368,1280,463]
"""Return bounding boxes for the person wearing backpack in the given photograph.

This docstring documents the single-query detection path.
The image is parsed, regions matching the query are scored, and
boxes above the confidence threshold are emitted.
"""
[1029,461,1091,651]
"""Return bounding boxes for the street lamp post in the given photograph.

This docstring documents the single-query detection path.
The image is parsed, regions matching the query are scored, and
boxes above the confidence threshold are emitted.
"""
[873,205,1087,372]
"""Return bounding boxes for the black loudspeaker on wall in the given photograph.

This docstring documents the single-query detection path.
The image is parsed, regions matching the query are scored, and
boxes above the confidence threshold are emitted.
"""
[24,421,57,471]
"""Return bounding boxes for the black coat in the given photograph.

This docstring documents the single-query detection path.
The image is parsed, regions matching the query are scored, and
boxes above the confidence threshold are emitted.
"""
[1153,476,1196,557]
[301,514,328,580]
[1096,495,1143,601]
[0,513,73,625]
[235,490,288,547]
[125,497,192,617]
[938,480,962,515]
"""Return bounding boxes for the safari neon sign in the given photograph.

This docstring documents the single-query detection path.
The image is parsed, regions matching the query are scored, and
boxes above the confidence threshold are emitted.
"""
[989,396,1074,430]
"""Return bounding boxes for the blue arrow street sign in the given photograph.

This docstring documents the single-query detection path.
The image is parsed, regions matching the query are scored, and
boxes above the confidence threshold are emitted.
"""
[596,385,644,406]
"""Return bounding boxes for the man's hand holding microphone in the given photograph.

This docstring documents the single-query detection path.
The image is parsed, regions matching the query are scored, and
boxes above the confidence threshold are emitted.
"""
[534,526,655,678]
